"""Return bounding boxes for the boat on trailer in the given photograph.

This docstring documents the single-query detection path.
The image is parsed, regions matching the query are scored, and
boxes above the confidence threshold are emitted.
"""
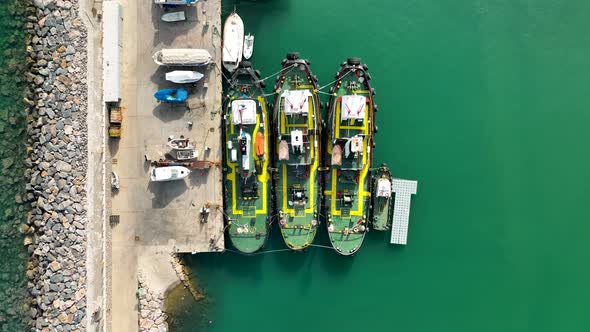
[371,164,392,231]
[273,52,321,251]
[324,57,376,255]
[222,11,244,72]
[165,71,204,84]
[222,62,271,254]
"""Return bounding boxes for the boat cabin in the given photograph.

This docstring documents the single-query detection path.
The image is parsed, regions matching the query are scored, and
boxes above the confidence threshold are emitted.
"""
[330,94,369,171]
[277,89,316,166]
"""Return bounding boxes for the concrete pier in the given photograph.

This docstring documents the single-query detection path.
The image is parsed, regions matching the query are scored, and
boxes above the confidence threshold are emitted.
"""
[105,0,224,330]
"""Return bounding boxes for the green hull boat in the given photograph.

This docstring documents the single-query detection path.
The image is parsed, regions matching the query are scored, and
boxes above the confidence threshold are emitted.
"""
[273,52,322,251]
[324,58,376,255]
[222,62,271,254]
[371,164,393,231]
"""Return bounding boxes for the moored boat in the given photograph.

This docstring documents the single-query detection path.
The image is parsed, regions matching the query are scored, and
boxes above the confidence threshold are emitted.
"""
[243,33,254,60]
[273,52,321,251]
[222,11,244,72]
[324,57,376,255]
[371,164,392,231]
[222,62,270,254]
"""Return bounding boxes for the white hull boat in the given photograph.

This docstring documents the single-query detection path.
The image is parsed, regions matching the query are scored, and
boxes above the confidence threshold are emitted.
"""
[154,0,197,5]
[165,70,204,84]
[175,149,198,160]
[222,12,244,72]
[168,138,194,150]
[161,11,186,22]
[243,33,254,60]
[153,49,212,66]
[150,166,191,182]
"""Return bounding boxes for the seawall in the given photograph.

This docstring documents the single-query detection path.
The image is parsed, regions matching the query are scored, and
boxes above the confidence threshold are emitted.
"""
[23,0,89,329]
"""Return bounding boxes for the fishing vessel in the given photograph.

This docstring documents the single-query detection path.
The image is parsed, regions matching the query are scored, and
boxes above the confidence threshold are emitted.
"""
[243,33,254,59]
[324,57,376,255]
[222,62,271,254]
[273,52,321,251]
[222,11,244,72]
[371,164,392,231]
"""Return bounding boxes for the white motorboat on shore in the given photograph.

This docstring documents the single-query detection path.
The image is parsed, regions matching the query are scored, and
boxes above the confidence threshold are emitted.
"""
[153,49,212,66]
[154,0,197,6]
[243,33,254,59]
[165,70,204,84]
[222,11,244,72]
[150,166,191,182]
[161,11,186,22]
[168,138,194,150]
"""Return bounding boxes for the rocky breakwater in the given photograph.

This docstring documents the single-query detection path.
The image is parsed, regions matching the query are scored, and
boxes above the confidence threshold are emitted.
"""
[138,274,169,332]
[23,0,89,330]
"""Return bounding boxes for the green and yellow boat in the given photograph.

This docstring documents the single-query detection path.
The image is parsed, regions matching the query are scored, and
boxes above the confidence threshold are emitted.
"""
[222,62,271,254]
[371,164,393,231]
[324,58,376,255]
[273,52,322,251]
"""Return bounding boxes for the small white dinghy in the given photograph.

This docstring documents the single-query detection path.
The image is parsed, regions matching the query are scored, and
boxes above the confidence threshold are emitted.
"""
[150,166,191,182]
[165,70,204,84]
[222,11,244,72]
[161,11,186,22]
[243,33,254,59]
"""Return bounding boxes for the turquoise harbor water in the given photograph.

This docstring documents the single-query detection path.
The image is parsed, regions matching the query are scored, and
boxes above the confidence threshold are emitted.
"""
[167,1,590,331]
[0,0,28,330]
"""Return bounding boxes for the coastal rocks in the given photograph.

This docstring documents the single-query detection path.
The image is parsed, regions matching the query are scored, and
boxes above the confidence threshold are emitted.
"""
[23,0,89,330]
[138,274,169,332]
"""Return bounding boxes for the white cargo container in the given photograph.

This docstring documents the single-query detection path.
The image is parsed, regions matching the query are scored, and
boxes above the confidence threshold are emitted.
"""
[103,1,123,103]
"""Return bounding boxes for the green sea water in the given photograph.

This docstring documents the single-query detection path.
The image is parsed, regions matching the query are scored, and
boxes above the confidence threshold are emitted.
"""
[0,0,27,330]
[167,1,590,331]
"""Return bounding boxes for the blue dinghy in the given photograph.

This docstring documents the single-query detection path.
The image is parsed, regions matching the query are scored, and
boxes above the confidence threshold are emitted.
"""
[154,88,188,103]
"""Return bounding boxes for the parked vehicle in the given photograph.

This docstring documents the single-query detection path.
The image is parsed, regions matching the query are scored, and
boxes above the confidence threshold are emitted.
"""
[154,88,188,103]
[108,106,122,138]
[150,166,191,182]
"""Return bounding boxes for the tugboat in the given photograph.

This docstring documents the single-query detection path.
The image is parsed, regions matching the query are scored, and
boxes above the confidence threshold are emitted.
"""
[273,52,321,251]
[324,57,376,255]
[222,61,270,254]
[371,164,393,231]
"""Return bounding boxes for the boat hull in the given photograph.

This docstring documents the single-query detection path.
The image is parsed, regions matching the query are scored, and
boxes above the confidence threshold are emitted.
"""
[273,53,322,251]
[222,12,244,72]
[324,58,376,255]
[243,34,254,60]
[371,164,392,231]
[223,65,270,254]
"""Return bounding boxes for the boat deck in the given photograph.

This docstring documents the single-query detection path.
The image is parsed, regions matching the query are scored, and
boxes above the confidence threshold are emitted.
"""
[224,93,270,254]
[274,59,321,250]
[325,65,374,255]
